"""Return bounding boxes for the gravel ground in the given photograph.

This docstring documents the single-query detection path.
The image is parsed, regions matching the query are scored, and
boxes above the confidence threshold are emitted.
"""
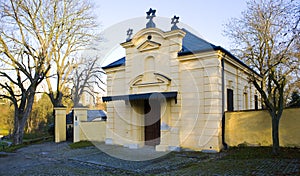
[0,142,299,175]
[0,142,132,176]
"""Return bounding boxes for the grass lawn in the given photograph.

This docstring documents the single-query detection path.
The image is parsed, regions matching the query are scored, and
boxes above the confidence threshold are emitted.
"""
[69,141,94,149]
[23,133,50,140]
[0,133,53,153]
[167,147,300,175]
[222,146,300,159]
[0,143,28,153]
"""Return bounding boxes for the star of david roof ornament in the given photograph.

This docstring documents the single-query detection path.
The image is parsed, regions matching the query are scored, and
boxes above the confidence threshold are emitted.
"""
[146,8,156,28]
[171,15,180,30]
[126,28,133,41]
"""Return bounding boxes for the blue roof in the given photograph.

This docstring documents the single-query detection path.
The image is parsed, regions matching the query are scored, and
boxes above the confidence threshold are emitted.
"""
[102,57,125,69]
[179,28,218,55]
[66,110,107,123]
[102,29,219,69]
[87,110,107,121]
[101,29,261,77]
[103,91,177,102]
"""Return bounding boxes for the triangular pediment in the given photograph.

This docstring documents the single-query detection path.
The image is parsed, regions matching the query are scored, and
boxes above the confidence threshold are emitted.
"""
[137,40,161,52]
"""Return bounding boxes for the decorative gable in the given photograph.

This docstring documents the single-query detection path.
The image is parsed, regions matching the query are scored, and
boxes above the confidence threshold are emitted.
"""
[137,40,161,52]
[130,73,171,87]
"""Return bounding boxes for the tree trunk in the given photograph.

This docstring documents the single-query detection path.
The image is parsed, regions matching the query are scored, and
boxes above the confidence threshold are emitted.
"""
[12,112,27,145]
[12,120,22,145]
[271,115,280,155]
[12,89,36,145]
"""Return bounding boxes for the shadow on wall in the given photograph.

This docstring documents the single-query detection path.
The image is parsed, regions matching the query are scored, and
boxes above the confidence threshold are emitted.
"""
[225,108,300,147]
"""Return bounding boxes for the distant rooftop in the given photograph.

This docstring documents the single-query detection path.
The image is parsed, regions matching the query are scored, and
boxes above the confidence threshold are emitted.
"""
[66,110,107,123]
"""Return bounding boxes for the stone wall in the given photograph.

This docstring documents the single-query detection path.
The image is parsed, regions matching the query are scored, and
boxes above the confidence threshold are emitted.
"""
[80,121,106,142]
[225,108,300,147]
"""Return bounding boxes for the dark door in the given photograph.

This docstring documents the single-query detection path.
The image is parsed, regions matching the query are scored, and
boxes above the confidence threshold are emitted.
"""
[66,110,74,141]
[144,99,161,146]
[227,89,234,111]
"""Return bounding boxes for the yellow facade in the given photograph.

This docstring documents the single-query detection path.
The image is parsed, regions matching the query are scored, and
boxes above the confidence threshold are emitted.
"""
[103,25,260,152]
[225,108,300,147]
[54,26,262,151]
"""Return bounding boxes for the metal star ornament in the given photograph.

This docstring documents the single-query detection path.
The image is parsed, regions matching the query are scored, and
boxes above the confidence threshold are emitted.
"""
[171,15,180,30]
[126,28,133,41]
[146,8,156,28]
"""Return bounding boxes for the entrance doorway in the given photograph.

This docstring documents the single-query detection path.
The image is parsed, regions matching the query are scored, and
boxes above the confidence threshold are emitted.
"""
[144,99,161,146]
[66,110,74,141]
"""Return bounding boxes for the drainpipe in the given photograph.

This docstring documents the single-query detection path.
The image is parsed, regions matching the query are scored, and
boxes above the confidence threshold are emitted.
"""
[221,54,228,149]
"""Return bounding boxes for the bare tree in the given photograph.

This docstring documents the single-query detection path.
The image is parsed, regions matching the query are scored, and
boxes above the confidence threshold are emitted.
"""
[71,56,106,107]
[0,0,99,144]
[0,0,52,144]
[44,0,99,107]
[224,0,300,154]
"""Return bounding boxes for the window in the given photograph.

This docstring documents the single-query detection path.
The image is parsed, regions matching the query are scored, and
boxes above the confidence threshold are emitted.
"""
[227,89,234,111]
[243,92,248,110]
[254,95,258,110]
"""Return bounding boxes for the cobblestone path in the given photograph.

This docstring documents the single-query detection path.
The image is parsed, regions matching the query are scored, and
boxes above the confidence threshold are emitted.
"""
[0,142,299,175]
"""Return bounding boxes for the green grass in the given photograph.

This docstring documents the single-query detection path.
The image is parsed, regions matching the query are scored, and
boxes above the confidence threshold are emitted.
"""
[23,136,53,145]
[69,141,94,149]
[0,141,8,146]
[0,153,8,158]
[0,138,53,153]
[0,154,8,157]
[222,146,300,159]
[23,132,50,140]
[1,144,27,153]
[166,147,300,175]
[0,133,53,153]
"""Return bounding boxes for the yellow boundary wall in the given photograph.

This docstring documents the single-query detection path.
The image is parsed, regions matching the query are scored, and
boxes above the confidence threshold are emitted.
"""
[79,121,106,142]
[225,108,300,147]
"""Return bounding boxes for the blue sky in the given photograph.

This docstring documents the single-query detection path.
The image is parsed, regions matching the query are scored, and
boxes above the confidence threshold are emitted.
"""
[90,0,248,66]
[93,0,247,49]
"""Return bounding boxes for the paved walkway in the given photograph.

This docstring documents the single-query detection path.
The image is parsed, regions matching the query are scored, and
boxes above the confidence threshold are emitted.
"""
[0,142,198,175]
[0,142,299,175]
[69,143,205,174]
